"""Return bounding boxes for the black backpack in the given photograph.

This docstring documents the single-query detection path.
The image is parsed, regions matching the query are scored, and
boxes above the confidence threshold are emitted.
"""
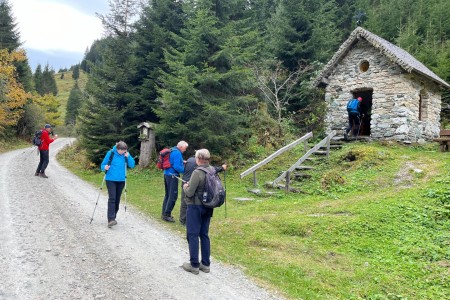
[32,130,43,146]
[197,167,226,208]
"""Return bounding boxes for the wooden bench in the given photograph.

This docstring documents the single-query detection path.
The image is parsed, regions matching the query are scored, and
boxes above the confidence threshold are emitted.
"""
[433,129,450,151]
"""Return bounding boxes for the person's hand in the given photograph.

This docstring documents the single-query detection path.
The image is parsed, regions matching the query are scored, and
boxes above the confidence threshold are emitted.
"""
[105,165,110,171]
[183,183,189,190]
[124,151,129,158]
[222,164,227,170]
[54,134,58,139]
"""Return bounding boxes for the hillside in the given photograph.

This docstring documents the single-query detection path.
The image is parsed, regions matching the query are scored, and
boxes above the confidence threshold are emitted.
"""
[58,140,450,299]
[54,70,88,124]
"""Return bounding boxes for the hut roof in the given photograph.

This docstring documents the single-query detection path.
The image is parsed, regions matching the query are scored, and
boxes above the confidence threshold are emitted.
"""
[313,27,450,89]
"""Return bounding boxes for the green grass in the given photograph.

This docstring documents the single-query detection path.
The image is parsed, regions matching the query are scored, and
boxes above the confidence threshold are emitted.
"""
[56,141,450,300]
[54,71,88,123]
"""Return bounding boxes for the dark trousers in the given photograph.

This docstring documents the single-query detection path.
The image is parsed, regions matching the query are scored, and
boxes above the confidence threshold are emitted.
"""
[346,113,361,136]
[186,204,212,268]
[106,180,125,221]
[179,189,187,224]
[36,150,49,173]
[162,175,179,216]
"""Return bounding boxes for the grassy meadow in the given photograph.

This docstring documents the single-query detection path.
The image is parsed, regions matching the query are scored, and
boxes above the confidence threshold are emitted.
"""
[56,140,450,300]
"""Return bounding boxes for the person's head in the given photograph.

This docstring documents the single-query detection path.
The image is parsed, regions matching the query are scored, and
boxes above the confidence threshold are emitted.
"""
[116,141,128,154]
[195,148,210,164]
[44,124,52,132]
[177,140,188,152]
[357,97,363,101]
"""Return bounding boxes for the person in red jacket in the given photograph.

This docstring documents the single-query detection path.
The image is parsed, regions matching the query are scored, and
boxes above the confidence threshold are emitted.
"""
[35,124,58,178]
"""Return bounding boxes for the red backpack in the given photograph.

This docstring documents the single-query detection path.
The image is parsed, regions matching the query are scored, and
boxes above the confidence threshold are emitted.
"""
[156,148,172,170]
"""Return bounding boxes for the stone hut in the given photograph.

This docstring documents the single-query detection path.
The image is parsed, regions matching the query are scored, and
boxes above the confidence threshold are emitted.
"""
[313,27,450,142]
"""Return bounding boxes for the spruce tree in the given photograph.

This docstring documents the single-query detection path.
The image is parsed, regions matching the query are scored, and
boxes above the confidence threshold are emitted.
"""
[79,0,141,164]
[65,82,84,125]
[156,0,257,158]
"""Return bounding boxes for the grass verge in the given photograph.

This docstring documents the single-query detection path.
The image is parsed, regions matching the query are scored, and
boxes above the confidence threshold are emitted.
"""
[57,141,450,300]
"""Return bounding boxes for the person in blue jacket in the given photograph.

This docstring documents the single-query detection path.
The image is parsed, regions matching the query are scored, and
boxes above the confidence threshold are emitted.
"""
[101,141,135,227]
[162,140,188,222]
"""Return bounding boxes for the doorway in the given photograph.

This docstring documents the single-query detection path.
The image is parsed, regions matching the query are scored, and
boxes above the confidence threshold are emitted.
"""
[353,89,373,136]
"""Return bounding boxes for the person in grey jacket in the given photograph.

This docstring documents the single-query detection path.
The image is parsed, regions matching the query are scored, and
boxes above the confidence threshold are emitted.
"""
[179,155,226,225]
[181,149,214,274]
[100,141,135,227]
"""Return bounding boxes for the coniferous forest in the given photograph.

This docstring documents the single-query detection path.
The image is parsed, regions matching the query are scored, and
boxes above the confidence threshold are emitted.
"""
[1,0,450,163]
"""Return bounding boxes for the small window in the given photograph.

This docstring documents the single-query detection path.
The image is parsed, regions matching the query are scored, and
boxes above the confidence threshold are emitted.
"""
[359,60,370,72]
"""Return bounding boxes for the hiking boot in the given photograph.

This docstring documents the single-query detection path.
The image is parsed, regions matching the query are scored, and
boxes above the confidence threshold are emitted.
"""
[107,220,117,228]
[39,173,48,178]
[34,172,39,176]
[343,132,348,140]
[199,263,210,273]
[162,215,175,223]
[182,262,199,275]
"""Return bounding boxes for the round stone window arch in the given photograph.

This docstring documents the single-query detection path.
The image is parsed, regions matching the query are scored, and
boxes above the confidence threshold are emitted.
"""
[359,60,370,72]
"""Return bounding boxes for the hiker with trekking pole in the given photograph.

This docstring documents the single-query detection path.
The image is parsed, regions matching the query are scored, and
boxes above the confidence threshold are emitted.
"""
[344,96,363,140]
[178,154,227,225]
[93,141,135,228]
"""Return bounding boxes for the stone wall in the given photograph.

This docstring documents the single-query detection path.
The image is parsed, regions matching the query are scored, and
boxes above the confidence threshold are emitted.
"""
[324,40,441,142]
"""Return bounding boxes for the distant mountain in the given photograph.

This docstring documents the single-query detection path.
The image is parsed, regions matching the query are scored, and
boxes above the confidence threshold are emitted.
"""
[25,48,84,72]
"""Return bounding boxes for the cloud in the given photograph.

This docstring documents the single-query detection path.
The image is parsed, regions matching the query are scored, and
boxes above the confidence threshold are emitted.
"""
[12,0,103,54]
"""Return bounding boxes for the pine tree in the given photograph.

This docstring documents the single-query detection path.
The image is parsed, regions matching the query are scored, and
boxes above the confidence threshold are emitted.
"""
[156,0,257,157]
[79,0,141,164]
[65,82,84,125]
[72,64,80,80]
[34,64,58,96]
[0,0,20,51]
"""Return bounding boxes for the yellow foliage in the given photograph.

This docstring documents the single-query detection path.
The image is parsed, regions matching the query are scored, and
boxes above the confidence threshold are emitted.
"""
[33,93,62,126]
[0,49,30,131]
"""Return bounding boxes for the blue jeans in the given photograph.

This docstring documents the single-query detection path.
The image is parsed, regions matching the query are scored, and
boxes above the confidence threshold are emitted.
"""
[162,175,179,216]
[186,204,212,267]
[106,180,125,221]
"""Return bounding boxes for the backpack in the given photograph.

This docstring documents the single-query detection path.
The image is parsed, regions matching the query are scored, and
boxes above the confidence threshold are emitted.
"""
[32,130,43,146]
[156,148,172,170]
[105,150,115,173]
[347,99,360,114]
[197,167,226,208]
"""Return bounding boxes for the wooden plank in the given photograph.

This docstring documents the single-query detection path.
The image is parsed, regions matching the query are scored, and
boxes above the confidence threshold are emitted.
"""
[272,131,336,185]
[240,132,313,179]
[439,129,450,136]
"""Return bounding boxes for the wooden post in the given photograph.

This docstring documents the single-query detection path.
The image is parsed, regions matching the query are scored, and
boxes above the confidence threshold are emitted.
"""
[253,171,257,186]
[137,122,155,168]
[285,171,290,192]
[326,135,331,160]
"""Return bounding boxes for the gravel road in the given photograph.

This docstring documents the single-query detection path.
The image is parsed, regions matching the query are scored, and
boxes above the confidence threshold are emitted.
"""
[0,138,285,300]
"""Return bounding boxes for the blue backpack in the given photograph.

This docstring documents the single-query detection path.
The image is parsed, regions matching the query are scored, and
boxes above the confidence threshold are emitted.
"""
[347,99,360,114]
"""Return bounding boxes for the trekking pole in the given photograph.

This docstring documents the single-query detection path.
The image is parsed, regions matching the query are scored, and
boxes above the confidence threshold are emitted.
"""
[172,174,187,183]
[124,157,128,214]
[90,173,106,224]
[224,169,227,218]
[356,114,363,139]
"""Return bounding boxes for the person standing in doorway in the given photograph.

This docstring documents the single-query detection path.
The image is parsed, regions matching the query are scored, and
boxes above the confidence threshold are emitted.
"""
[35,124,58,178]
[344,97,362,140]
[162,140,188,222]
[101,141,135,228]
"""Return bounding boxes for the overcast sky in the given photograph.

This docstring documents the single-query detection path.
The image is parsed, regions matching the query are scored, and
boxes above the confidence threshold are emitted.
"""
[11,0,109,70]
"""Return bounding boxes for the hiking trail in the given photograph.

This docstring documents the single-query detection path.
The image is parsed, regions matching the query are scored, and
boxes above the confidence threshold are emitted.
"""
[0,138,284,300]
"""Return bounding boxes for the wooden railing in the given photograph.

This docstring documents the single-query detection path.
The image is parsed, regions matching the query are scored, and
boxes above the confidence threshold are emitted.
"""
[240,132,313,186]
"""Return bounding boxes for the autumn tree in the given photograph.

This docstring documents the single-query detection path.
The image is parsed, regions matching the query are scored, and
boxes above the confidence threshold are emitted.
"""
[0,49,30,134]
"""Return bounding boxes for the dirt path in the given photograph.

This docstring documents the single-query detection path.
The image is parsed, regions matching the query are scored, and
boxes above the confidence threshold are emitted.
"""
[0,138,284,300]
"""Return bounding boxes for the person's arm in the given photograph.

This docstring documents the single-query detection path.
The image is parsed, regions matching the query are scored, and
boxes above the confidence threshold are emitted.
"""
[100,151,111,172]
[214,164,227,173]
[183,170,201,198]
[124,152,135,168]
[171,150,185,173]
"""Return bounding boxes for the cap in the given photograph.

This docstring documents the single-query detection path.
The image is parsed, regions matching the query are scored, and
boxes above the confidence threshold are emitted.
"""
[357,97,362,101]
[44,124,52,128]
